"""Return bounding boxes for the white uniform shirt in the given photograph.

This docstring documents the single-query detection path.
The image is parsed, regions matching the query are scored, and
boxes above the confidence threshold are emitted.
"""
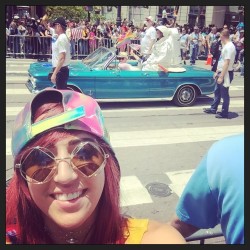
[140,26,157,55]
[52,33,71,68]
[217,41,236,87]
[217,41,236,72]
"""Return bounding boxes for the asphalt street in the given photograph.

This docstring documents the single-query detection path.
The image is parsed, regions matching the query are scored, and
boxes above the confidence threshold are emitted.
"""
[6,57,244,244]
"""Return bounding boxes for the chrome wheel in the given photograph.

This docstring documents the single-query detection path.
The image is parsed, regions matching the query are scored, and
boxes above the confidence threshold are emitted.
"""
[173,85,197,107]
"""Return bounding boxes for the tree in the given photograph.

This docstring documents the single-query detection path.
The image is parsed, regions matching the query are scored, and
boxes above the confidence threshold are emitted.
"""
[45,6,105,23]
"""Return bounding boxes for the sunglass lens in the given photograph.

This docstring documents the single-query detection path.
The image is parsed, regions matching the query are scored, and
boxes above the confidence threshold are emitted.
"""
[72,142,105,177]
[21,148,55,183]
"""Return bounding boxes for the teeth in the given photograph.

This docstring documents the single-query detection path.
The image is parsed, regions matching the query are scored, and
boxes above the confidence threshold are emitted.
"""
[54,191,82,201]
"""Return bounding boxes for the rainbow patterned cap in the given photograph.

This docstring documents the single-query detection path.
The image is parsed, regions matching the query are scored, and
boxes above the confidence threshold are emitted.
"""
[11,88,110,157]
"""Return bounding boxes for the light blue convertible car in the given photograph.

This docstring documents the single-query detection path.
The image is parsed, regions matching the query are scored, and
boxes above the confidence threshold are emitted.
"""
[26,47,215,107]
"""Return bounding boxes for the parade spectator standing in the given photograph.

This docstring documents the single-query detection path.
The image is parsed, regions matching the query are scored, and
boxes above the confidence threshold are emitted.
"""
[17,20,26,55]
[117,27,127,52]
[201,27,209,57]
[210,32,222,72]
[66,20,72,55]
[38,19,49,61]
[161,8,167,25]
[24,24,34,56]
[206,26,217,54]
[6,88,186,244]
[97,21,105,34]
[103,27,112,48]
[188,26,202,65]
[240,49,244,77]
[140,16,157,62]
[70,24,82,59]
[89,27,97,53]
[78,22,89,58]
[203,29,236,119]
[48,21,57,55]
[30,17,41,58]
[170,132,244,244]
[234,29,244,63]
[9,16,20,58]
[96,28,104,48]
[51,17,71,90]
[6,26,10,52]
[179,28,189,65]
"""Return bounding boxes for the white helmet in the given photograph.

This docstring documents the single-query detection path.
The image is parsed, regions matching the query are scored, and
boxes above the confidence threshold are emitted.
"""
[156,25,170,37]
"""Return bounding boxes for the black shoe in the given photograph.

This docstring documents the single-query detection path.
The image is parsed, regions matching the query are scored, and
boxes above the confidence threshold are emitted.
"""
[203,108,216,114]
[215,113,228,119]
[184,60,186,65]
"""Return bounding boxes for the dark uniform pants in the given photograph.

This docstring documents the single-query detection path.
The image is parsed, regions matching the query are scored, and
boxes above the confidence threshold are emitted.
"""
[53,66,69,90]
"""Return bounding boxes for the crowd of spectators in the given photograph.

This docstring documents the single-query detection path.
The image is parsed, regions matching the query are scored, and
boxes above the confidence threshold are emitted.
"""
[6,14,244,68]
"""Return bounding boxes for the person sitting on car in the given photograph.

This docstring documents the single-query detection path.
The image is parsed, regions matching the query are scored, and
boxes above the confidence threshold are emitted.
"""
[117,52,140,71]
[142,26,181,71]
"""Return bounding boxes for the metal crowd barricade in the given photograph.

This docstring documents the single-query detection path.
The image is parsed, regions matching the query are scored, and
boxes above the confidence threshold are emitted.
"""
[6,35,142,60]
[6,35,52,60]
[185,225,224,244]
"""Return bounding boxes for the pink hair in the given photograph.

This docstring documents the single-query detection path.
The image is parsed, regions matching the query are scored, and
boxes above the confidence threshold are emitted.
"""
[6,102,128,244]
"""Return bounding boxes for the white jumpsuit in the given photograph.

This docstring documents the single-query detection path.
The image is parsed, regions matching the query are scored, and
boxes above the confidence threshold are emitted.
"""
[142,28,181,71]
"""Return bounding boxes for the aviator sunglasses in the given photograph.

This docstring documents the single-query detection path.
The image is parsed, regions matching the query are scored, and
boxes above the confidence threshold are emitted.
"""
[15,141,109,184]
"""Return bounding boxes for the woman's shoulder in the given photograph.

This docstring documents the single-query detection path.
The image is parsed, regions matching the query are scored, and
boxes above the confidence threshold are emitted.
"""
[141,220,186,244]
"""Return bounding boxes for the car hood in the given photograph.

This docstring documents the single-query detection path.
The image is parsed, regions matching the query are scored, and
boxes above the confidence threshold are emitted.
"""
[28,61,91,77]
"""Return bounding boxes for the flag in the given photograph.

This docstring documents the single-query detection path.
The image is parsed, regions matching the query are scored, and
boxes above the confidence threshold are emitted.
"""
[158,64,168,72]
[116,31,135,48]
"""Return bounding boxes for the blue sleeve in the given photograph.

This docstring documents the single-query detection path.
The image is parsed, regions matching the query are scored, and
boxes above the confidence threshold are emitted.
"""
[176,154,219,228]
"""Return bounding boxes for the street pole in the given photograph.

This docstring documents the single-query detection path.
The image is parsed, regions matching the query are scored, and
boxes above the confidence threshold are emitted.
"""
[88,11,90,22]
[116,6,121,27]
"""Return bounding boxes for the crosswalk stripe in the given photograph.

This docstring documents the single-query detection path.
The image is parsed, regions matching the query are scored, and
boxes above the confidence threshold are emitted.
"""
[6,77,28,82]
[120,170,195,206]
[109,125,243,148]
[6,99,244,116]
[6,86,244,95]
[6,89,31,95]
[120,176,153,207]
[166,169,195,197]
[6,125,243,155]
[6,71,27,74]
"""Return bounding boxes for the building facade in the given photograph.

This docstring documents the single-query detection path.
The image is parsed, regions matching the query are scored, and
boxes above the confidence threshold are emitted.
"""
[102,6,244,29]
[6,5,244,29]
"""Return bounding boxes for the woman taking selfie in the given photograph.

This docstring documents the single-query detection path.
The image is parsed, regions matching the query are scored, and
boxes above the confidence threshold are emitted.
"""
[6,88,186,244]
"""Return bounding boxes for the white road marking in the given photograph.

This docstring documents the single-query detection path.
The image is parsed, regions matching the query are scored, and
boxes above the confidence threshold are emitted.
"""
[120,176,153,207]
[6,71,27,74]
[6,125,244,155]
[166,169,195,197]
[6,89,31,95]
[110,125,244,148]
[6,99,244,116]
[6,85,244,95]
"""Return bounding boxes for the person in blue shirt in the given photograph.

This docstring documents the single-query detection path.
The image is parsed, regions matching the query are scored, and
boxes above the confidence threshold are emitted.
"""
[170,133,244,244]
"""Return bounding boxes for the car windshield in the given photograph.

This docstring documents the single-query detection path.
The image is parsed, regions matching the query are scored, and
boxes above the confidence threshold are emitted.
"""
[82,47,115,69]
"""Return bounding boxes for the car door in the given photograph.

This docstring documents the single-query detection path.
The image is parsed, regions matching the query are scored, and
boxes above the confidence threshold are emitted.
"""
[94,69,156,99]
[68,64,96,98]
[149,71,176,98]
